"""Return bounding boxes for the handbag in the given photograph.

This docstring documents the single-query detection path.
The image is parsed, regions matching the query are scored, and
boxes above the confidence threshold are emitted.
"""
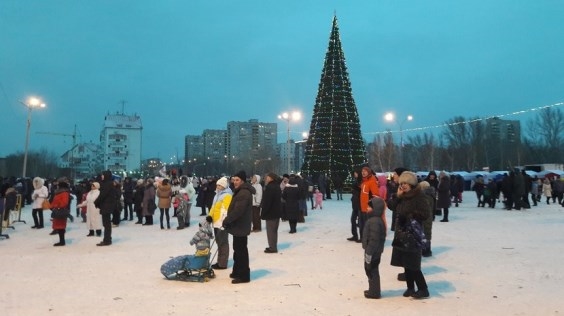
[51,208,70,219]
[42,199,51,210]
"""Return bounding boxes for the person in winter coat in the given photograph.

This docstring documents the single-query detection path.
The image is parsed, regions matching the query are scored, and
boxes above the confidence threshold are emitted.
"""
[389,171,431,299]
[174,189,190,229]
[133,179,145,224]
[472,176,486,207]
[157,178,173,229]
[208,177,233,269]
[449,175,460,207]
[542,178,553,204]
[142,178,156,225]
[359,166,381,239]
[78,182,102,237]
[190,216,214,256]
[94,170,119,246]
[260,172,282,253]
[347,168,362,242]
[49,179,71,246]
[282,175,301,234]
[437,171,451,222]
[485,179,499,208]
[31,177,49,229]
[196,178,208,216]
[222,170,255,284]
[512,169,526,210]
[251,174,263,232]
[362,196,387,299]
[313,188,323,209]
[122,177,135,221]
[388,167,408,233]
[418,181,435,257]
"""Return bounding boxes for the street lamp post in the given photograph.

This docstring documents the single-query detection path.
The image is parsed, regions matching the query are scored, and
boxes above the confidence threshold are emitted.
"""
[278,111,301,174]
[384,112,413,167]
[20,97,46,178]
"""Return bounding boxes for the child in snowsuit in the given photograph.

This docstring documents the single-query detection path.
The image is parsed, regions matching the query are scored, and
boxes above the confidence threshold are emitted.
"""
[190,216,214,256]
[313,188,323,209]
[362,196,387,299]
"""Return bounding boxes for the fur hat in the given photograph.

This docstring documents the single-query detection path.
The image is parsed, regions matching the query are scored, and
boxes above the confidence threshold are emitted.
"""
[216,177,229,189]
[233,170,247,182]
[419,180,430,189]
[92,182,100,190]
[398,171,418,186]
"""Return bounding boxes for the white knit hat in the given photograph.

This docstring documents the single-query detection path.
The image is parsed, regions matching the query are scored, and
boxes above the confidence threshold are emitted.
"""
[216,177,229,189]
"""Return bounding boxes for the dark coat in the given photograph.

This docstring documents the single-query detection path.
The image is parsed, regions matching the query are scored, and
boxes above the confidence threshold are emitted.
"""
[436,175,451,209]
[142,184,156,216]
[282,183,301,221]
[123,178,135,204]
[223,182,255,237]
[94,171,119,215]
[260,180,282,220]
[133,183,144,209]
[362,203,386,256]
[390,186,430,271]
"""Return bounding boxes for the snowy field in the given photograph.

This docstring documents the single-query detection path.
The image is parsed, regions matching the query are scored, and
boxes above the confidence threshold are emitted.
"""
[1,192,563,316]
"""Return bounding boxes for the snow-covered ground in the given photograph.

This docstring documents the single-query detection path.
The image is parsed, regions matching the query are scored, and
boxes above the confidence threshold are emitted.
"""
[2,192,563,315]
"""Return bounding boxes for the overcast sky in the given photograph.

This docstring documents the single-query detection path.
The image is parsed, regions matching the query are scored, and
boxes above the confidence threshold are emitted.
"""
[1,1,563,162]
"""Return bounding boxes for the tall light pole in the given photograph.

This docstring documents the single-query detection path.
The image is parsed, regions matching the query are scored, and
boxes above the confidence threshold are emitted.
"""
[278,111,301,174]
[384,112,413,167]
[20,97,46,178]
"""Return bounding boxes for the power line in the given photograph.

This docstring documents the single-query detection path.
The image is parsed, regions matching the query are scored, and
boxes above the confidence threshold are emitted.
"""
[363,101,564,136]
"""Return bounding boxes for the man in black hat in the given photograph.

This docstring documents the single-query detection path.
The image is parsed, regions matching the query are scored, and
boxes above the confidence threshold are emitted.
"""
[222,170,255,284]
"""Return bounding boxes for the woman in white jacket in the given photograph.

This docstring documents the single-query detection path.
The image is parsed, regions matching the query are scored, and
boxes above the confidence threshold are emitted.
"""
[31,177,49,229]
[78,182,102,237]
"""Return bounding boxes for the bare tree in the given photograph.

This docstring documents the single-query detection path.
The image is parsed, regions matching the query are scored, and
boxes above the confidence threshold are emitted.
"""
[525,107,564,162]
[408,132,436,171]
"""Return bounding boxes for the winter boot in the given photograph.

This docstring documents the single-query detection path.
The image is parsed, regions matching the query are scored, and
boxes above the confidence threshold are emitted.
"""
[95,229,102,237]
[87,230,95,237]
[54,229,65,246]
[422,241,432,257]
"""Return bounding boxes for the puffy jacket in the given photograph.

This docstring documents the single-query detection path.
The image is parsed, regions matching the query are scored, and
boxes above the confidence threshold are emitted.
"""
[223,182,255,237]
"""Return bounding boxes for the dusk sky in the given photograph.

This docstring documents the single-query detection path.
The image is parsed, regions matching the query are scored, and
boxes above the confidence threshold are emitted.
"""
[1,1,563,162]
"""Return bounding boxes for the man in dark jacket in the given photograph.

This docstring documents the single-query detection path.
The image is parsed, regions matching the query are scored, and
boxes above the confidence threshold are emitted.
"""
[223,170,255,284]
[94,170,118,246]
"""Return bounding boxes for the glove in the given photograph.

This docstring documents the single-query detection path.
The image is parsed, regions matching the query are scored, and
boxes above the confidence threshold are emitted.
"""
[364,253,372,264]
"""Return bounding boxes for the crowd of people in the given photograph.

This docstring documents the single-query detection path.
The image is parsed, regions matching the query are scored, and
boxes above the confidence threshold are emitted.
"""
[1,166,563,296]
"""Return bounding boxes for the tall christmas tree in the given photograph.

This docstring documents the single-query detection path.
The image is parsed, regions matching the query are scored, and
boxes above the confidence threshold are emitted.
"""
[301,15,367,183]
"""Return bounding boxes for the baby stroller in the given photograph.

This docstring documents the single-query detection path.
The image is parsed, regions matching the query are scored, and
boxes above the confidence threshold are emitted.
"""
[161,240,217,282]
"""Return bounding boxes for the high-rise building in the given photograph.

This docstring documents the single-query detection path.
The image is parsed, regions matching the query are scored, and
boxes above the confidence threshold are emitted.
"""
[203,129,228,161]
[100,112,142,173]
[227,119,277,161]
[184,135,204,162]
[301,15,367,182]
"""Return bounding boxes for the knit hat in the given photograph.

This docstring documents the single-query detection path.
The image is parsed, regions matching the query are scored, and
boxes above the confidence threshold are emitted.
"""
[233,170,247,182]
[368,196,385,213]
[92,182,100,190]
[398,171,418,186]
[394,167,408,176]
[216,177,229,189]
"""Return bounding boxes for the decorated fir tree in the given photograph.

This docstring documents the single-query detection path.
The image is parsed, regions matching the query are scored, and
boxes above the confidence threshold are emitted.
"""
[301,15,367,184]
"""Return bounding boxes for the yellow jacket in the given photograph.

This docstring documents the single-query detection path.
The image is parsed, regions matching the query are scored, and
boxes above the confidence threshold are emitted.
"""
[208,188,233,225]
